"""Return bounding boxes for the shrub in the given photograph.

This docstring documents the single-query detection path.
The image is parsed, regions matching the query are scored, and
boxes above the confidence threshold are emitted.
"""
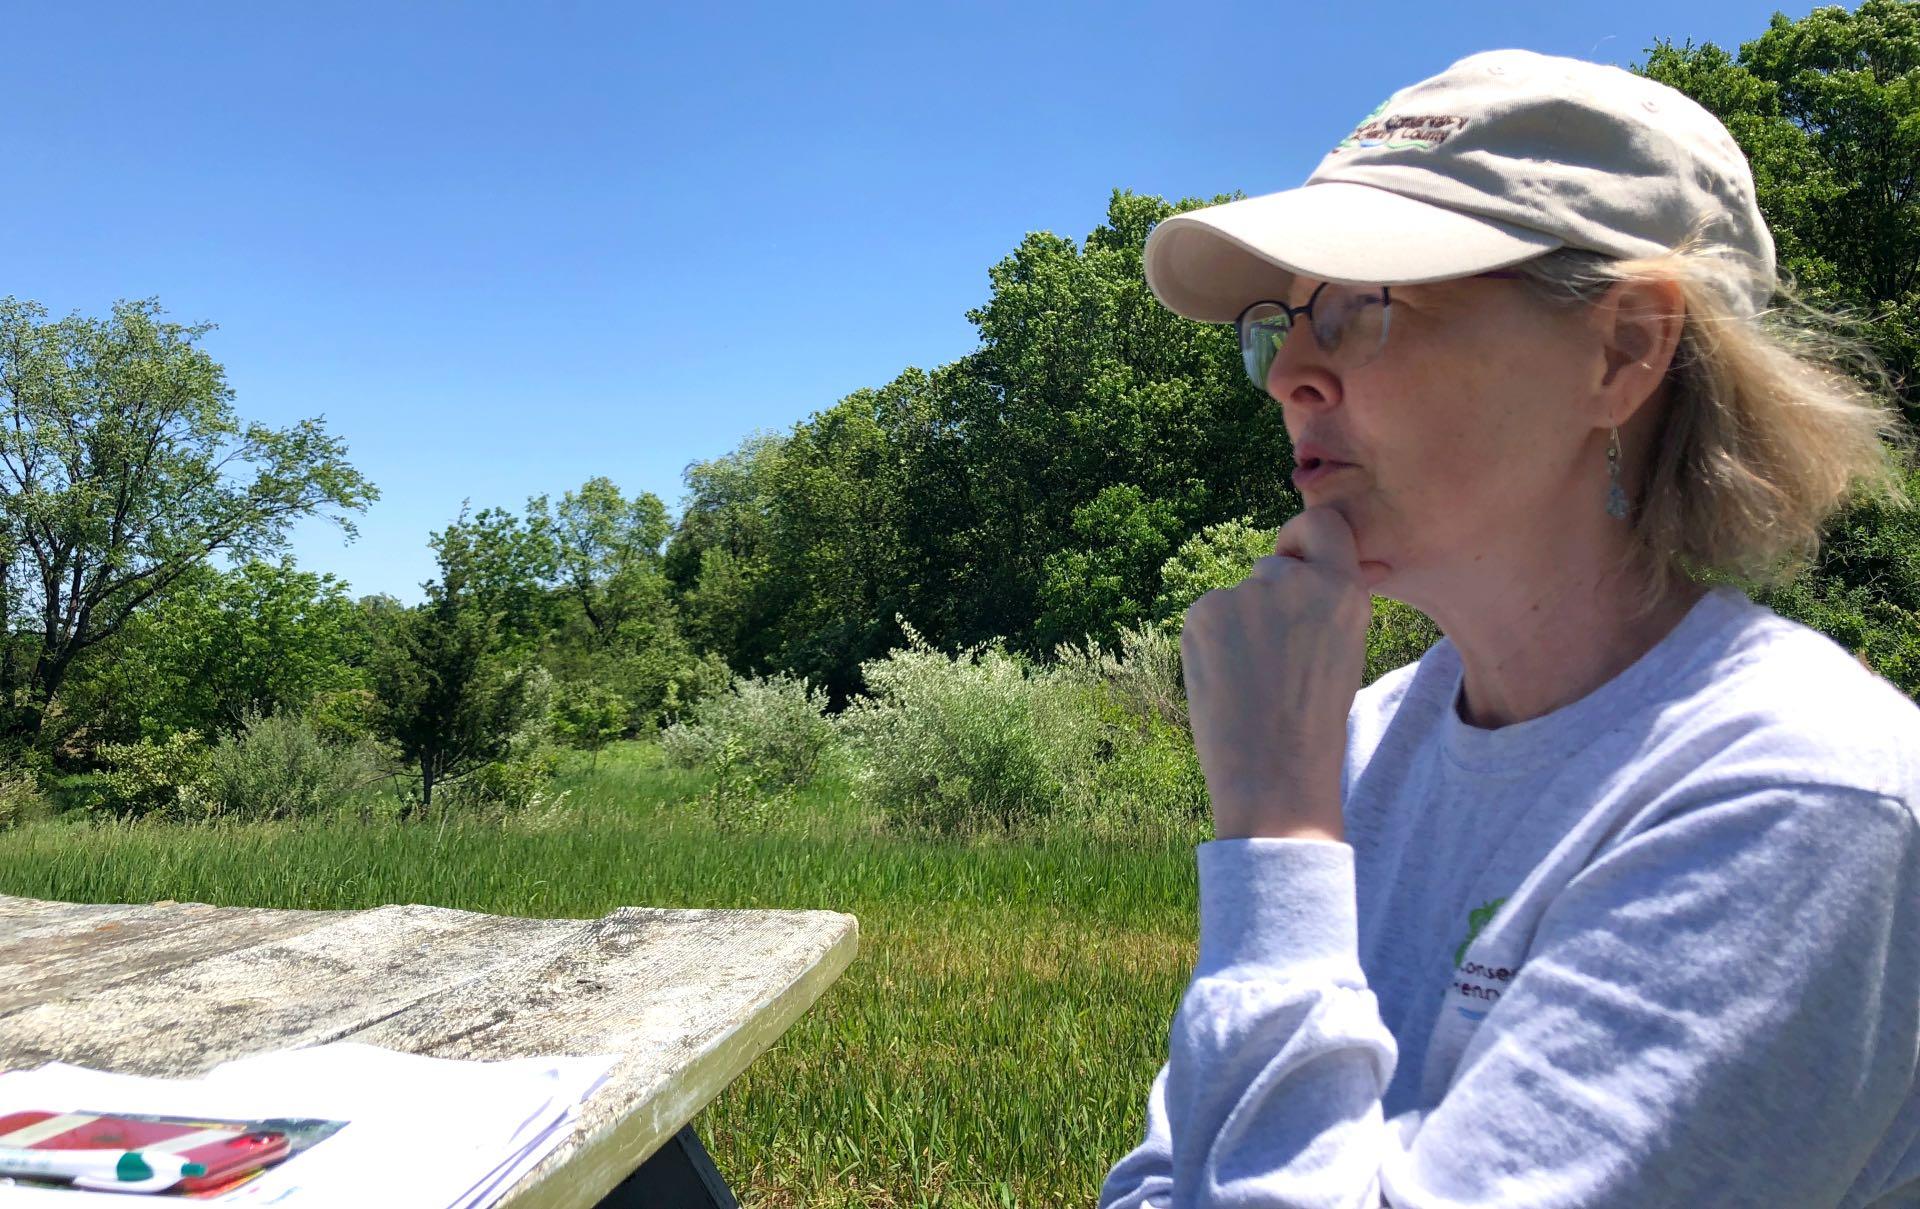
[1053,619,1188,740]
[691,732,789,833]
[513,664,559,746]
[91,731,213,819]
[0,766,51,830]
[1088,705,1211,835]
[204,710,382,821]
[659,671,835,789]
[432,746,570,823]
[1758,574,1920,695]
[656,716,706,771]
[1365,597,1443,686]
[1047,625,1210,835]
[837,618,1062,834]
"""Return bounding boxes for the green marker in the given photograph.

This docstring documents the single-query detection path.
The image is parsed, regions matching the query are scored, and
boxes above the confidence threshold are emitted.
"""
[0,1144,208,1187]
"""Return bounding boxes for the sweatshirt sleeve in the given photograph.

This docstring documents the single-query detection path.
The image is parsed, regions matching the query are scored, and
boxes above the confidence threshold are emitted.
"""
[1096,784,1920,1208]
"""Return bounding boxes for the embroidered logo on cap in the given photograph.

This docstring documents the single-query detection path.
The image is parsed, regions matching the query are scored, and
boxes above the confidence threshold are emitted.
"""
[1332,100,1470,153]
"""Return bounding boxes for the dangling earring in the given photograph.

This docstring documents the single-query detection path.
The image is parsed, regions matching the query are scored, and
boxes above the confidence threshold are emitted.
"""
[1605,426,1629,520]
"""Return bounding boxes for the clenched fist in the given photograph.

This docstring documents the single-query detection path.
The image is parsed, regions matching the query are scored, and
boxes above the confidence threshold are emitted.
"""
[1180,506,1383,841]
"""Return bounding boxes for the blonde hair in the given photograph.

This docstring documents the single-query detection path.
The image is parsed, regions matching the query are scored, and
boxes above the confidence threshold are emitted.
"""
[1510,238,1918,622]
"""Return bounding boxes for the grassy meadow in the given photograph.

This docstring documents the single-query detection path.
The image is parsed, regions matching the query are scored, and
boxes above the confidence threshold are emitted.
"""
[0,739,1206,1208]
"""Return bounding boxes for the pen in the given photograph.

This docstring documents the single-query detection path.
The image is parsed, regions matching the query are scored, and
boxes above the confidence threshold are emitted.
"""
[0,1144,208,1185]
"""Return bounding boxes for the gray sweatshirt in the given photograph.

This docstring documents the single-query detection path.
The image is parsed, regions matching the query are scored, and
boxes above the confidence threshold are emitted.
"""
[1098,584,1920,1208]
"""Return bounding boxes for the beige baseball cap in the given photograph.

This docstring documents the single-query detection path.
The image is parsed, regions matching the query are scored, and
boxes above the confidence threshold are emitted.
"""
[1142,48,1776,323]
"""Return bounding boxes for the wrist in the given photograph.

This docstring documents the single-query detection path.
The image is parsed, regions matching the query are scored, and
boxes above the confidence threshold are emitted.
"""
[1206,773,1343,841]
[1212,819,1345,843]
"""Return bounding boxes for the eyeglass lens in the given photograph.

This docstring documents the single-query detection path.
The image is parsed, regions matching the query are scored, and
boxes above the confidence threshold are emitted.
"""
[1239,284,1390,393]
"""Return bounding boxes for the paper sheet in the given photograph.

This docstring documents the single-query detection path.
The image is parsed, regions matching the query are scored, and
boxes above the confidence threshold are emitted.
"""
[0,1044,621,1208]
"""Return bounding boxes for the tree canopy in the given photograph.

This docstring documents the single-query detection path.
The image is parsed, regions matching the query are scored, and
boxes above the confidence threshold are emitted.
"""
[0,297,375,746]
[1640,0,1920,417]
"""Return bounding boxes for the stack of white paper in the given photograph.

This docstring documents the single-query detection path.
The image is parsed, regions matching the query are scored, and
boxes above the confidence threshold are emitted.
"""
[0,1042,622,1207]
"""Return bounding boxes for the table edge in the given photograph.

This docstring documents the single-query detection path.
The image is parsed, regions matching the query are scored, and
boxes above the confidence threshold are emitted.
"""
[493,911,860,1209]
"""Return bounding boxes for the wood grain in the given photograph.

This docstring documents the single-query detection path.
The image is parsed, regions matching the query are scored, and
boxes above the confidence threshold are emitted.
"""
[0,900,350,1014]
[1,901,580,1073]
[350,907,860,1209]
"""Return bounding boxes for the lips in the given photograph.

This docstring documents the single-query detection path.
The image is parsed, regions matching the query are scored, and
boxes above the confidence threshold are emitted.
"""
[1292,459,1354,489]
[1294,440,1356,469]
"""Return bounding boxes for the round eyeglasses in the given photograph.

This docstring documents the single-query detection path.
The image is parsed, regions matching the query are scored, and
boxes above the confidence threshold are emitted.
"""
[1236,270,1530,395]
[1236,282,1392,394]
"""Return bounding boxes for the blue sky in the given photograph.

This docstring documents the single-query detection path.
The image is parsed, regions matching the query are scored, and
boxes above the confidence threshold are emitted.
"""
[1,1,1815,603]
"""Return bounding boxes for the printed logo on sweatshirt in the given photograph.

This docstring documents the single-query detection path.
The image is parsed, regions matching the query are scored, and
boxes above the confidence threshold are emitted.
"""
[1451,896,1511,1022]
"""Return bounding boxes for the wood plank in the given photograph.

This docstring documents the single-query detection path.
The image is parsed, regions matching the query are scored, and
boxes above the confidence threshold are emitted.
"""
[345,906,860,1209]
[0,900,351,1015]
[0,903,581,1075]
[0,896,168,929]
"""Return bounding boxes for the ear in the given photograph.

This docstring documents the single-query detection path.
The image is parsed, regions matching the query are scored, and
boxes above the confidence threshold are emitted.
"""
[1589,276,1686,421]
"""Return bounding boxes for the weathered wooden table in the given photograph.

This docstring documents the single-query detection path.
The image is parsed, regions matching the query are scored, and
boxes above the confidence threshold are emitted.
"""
[0,893,859,1207]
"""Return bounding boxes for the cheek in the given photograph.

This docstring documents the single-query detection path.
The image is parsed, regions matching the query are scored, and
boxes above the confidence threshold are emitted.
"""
[1355,392,1534,529]
[1355,370,1486,488]
[1388,348,1565,483]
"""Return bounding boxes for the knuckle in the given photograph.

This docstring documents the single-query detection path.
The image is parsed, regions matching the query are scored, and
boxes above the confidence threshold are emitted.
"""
[1186,586,1239,629]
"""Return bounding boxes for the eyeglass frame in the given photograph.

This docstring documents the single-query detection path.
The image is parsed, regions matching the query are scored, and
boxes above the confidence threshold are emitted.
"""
[1235,268,1528,391]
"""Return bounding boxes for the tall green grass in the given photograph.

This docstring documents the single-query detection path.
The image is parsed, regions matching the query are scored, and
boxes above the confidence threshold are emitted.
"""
[0,741,1204,1207]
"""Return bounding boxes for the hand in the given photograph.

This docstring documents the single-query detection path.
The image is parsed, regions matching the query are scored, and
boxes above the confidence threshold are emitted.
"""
[1179,506,1381,841]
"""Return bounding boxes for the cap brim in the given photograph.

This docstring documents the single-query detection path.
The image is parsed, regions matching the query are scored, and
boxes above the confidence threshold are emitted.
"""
[1143,181,1563,322]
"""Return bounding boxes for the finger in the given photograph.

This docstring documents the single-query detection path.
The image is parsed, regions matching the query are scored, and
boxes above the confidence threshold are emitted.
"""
[1273,506,1361,573]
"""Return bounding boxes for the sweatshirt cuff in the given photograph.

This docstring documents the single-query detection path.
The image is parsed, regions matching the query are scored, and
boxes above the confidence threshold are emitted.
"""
[1195,838,1362,979]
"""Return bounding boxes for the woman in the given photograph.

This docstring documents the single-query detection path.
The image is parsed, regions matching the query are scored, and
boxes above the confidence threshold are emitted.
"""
[1099,49,1920,1208]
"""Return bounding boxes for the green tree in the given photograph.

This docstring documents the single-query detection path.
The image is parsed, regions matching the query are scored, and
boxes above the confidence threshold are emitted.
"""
[941,189,1300,655]
[1036,483,1196,651]
[1151,517,1282,635]
[665,369,981,708]
[550,678,629,769]
[675,545,758,660]
[0,297,375,747]
[69,558,371,744]
[530,476,672,650]
[755,373,947,703]
[428,503,558,656]
[665,431,795,676]
[1640,1,1920,416]
[1147,516,1444,686]
[368,559,537,816]
[411,478,710,734]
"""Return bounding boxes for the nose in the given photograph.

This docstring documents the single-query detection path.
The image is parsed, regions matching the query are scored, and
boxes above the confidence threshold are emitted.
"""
[1265,334,1342,413]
